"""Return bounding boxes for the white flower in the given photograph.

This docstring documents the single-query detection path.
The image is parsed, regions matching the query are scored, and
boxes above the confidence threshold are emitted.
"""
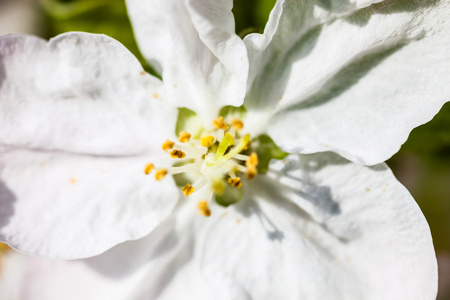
[0,0,448,299]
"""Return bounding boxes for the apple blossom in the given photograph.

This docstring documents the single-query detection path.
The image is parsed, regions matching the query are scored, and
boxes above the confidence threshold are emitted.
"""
[0,0,449,299]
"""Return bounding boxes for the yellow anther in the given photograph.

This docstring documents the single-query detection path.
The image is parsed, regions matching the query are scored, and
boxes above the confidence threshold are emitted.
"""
[246,152,259,168]
[155,169,168,181]
[246,166,258,180]
[201,135,215,147]
[212,116,228,130]
[231,119,244,130]
[181,183,195,196]
[162,140,175,151]
[228,177,243,188]
[197,201,211,217]
[178,131,191,143]
[170,149,186,159]
[144,163,155,175]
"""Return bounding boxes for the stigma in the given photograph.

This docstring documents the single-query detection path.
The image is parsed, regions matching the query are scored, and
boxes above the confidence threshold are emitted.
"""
[145,116,259,217]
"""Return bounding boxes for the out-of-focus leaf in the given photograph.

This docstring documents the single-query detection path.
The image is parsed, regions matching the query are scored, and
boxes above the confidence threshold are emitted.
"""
[41,0,158,75]
[233,0,276,37]
[396,102,450,157]
[389,102,450,251]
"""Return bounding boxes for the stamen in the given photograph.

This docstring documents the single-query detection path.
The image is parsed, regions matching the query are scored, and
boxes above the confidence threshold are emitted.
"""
[162,140,175,151]
[167,161,202,175]
[231,119,244,130]
[193,177,207,191]
[245,152,259,180]
[174,143,207,156]
[189,139,201,146]
[178,131,191,143]
[228,177,242,188]
[233,164,247,174]
[197,200,211,217]
[233,154,249,161]
[181,183,195,196]
[155,169,168,181]
[144,163,155,175]
[212,116,228,130]
[148,114,260,212]
[201,135,215,147]
[170,149,186,159]
[246,152,259,167]
[246,166,257,180]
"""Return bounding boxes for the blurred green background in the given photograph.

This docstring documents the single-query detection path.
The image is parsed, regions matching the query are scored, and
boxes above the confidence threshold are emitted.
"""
[1,0,449,298]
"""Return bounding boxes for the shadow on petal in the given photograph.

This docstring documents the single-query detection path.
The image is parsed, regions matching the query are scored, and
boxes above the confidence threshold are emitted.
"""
[236,198,286,242]
[371,0,439,14]
[80,201,196,299]
[81,216,179,279]
[247,25,322,110]
[0,180,16,230]
[280,41,406,113]
[0,56,5,90]
[345,0,439,27]
[262,157,342,218]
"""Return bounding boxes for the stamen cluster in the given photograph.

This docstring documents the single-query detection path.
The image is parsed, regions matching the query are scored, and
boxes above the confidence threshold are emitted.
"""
[144,117,259,217]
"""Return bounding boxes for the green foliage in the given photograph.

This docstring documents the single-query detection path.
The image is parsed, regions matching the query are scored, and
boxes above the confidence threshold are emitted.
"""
[233,0,276,37]
[251,134,288,174]
[219,105,247,119]
[396,102,450,157]
[388,102,450,251]
[175,107,203,138]
[41,0,157,75]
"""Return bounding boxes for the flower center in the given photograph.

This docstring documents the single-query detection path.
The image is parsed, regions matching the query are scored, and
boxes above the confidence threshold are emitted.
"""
[145,116,259,217]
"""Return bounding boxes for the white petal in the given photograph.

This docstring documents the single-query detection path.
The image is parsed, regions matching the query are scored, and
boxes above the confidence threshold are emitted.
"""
[0,201,215,299]
[0,249,139,300]
[0,149,179,259]
[201,153,437,300]
[244,0,380,94]
[126,0,248,120]
[132,200,217,300]
[0,33,180,258]
[245,1,450,165]
[0,33,177,155]
[0,246,23,300]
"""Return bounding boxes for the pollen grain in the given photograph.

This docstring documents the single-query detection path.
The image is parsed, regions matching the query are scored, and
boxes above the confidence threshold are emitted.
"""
[212,116,228,130]
[201,135,215,147]
[178,131,191,143]
[228,177,243,188]
[144,163,155,175]
[155,169,168,181]
[162,140,175,151]
[182,183,195,196]
[198,201,211,217]
[170,149,186,159]
[231,119,244,130]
